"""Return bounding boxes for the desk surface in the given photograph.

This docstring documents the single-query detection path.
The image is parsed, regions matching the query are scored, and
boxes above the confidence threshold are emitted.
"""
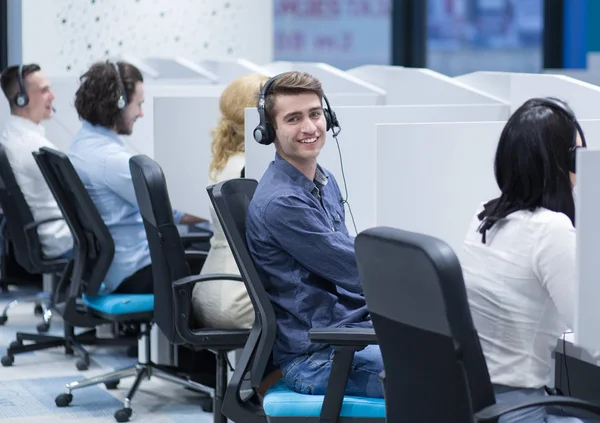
[555,332,600,366]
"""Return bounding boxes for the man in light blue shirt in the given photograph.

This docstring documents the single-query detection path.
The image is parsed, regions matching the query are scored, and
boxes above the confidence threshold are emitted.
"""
[69,61,207,294]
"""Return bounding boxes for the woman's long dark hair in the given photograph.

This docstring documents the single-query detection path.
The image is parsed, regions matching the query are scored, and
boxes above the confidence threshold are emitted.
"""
[477,98,579,243]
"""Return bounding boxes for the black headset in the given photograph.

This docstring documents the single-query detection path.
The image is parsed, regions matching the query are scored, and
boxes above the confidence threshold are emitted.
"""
[112,62,127,110]
[253,73,341,145]
[532,97,587,173]
[13,64,28,108]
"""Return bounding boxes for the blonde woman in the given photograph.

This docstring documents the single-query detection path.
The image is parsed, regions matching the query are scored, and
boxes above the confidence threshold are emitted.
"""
[192,73,269,329]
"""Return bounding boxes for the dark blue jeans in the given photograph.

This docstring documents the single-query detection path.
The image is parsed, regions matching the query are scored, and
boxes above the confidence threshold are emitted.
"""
[281,344,384,398]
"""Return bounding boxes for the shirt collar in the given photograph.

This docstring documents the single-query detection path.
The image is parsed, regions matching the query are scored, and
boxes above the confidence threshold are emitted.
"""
[81,120,123,145]
[273,153,329,192]
[8,114,46,137]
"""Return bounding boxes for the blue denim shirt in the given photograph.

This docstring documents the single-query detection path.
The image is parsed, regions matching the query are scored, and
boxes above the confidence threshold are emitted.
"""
[68,121,184,292]
[246,154,370,366]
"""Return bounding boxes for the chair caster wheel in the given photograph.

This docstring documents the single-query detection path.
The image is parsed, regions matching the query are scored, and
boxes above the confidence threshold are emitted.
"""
[1,355,14,367]
[0,315,7,325]
[114,407,132,422]
[75,359,88,371]
[9,340,22,349]
[36,322,50,333]
[55,393,73,407]
[34,304,44,316]
[105,379,120,390]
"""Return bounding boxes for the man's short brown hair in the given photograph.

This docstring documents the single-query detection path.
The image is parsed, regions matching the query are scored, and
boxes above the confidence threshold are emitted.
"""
[259,72,324,126]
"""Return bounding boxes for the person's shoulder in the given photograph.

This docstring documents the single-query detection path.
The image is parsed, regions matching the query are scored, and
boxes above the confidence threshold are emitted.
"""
[532,208,574,232]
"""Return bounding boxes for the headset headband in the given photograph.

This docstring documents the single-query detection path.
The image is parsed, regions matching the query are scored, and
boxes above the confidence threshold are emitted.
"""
[113,62,127,110]
[13,65,28,108]
[532,97,586,173]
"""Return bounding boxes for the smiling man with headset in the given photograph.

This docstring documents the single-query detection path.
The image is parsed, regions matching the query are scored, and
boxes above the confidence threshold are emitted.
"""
[0,64,73,259]
[246,71,384,398]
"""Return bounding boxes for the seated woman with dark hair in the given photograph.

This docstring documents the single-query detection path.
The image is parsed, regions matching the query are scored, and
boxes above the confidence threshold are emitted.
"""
[461,97,591,423]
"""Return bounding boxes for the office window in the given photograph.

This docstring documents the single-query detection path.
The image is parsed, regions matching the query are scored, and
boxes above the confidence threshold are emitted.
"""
[273,0,392,69]
[427,0,543,76]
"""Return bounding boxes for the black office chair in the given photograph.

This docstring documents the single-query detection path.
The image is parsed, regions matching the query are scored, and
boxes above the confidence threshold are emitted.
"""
[0,143,67,330]
[355,226,600,422]
[0,143,73,367]
[208,179,385,423]
[129,154,250,423]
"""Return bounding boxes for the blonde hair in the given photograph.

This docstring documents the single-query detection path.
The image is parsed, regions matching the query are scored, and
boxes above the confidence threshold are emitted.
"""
[209,73,269,180]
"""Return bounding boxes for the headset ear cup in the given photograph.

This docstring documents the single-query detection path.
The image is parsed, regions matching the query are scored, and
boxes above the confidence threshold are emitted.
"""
[569,146,578,173]
[324,109,333,131]
[265,123,276,145]
[254,124,276,145]
[14,93,27,108]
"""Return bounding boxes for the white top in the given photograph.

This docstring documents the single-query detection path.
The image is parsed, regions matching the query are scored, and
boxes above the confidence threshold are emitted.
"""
[461,205,575,389]
[0,115,73,258]
[191,153,254,329]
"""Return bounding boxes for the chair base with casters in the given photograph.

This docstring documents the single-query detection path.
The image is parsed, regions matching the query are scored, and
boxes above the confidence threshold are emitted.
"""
[55,322,215,423]
[1,287,141,370]
[0,290,53,330]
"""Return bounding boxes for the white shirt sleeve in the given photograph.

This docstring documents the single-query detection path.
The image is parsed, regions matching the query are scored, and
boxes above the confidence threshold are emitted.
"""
[532,213,576,329]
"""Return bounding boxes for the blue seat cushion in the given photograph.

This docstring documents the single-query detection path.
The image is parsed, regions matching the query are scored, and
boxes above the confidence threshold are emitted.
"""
[82,293,154,315]
[263,380,385,418]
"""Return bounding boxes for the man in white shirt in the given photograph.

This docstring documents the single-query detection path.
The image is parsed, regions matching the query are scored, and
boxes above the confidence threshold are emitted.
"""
[0,64,73,258]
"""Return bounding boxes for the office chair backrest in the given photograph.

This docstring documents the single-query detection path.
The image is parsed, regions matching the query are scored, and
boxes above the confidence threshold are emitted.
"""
[34,147,114,297]
[0,143,45,272]
[129,155,190,344]
[355,227,496,422]
[208,179,277,388]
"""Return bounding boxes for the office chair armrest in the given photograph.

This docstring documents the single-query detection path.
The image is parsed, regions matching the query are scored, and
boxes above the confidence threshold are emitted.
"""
[180,232,212,244]
[23,217,65,232]
[475,396,600,422]
[308,327,378,347]
[172,273,243,288]
[184,250,209,262]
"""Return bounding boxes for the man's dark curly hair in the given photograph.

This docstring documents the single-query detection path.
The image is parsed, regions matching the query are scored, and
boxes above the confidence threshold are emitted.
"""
[74,60,143,128]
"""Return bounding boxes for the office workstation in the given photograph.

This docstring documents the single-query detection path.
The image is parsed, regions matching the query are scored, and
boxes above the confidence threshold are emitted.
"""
[4,1,600,422]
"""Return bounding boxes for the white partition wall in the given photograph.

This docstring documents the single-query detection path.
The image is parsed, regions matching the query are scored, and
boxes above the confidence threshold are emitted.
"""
[126,84,225,157]
[347,65,507,106]
[375,121,504,256]
[245,103,510,234]
[153,96,222,220]
[575,149,600,352]
[375,119,600,258]
[263,61,385,105]
[456,72,600,120]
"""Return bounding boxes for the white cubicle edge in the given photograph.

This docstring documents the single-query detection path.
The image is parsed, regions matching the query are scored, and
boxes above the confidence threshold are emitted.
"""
[575,148,600,352]
[245,104,510,235]
[347,65,507,106]
[454,71,512,103]
[143,56,218,82]
[262,61,386,98]
[197,58,273,85]
[455,71,600,120]
[153,95,222,220]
